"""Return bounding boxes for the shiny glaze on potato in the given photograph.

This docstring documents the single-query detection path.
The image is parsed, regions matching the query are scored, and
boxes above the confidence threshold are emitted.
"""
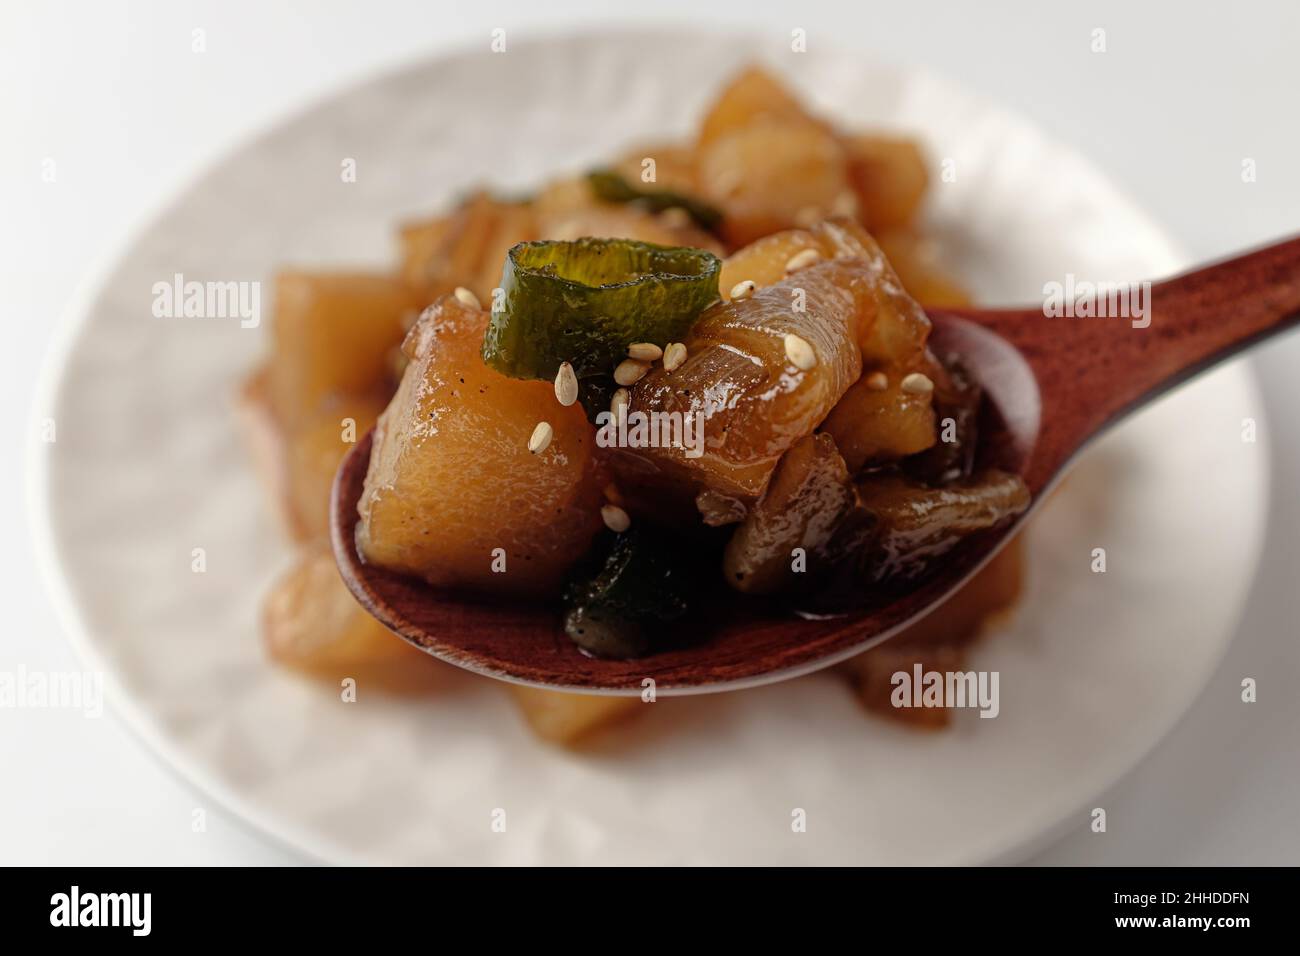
[356,295,605,596]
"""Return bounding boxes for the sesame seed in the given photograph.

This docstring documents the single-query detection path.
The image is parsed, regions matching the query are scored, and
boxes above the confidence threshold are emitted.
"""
[601,504,631,533]
[603,482,624,505]
[614,358,651,386]
[711,168,743,197]
[627,342,663,362]
[659,206,691,228]
[783,333,817,371]
[830,191,858,217]
[865,371,889,391]
[453,286,481,310]
[528,421,553,454]
[784,248,822,274]
[794,206,823,228]
[553,362,578,407]
[900,372,934,395]
[729,280,757,301]
[663,342,688,372]
[610,387,630,417]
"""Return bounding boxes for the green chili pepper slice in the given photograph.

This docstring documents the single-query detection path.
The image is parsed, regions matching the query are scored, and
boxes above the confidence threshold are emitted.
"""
[586,169,724,234]
[562,528,691,658]
[481,238,722,388]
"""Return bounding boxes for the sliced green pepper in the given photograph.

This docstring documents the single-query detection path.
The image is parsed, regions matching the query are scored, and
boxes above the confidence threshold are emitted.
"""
[482,238,721,386]
[586,169,724,235]
[563,528,691,658]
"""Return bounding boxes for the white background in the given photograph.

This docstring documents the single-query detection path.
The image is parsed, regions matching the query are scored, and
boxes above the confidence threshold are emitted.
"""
[2,0,1297,865]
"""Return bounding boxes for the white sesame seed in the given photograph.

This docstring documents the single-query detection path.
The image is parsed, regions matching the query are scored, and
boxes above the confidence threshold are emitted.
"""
[601,504,631,533]
[794,206,823,228]
[783,333,817,371]
[900,372,935,395]
[614,358,651,386]
[784,248,822,274]
[865,371,889,391]
[528,421,553,455]
[553,362,579,407]
[830,191,858,217]
[662,342,688,372]
[453,286,481,310]
[729,279,757,301]
[711,168,743,197]
[658,206,691,228]
[610,387,630,417]
[627,342,663,362]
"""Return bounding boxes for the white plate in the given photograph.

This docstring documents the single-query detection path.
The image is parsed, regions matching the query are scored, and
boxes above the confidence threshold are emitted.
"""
[34,31,1267,865]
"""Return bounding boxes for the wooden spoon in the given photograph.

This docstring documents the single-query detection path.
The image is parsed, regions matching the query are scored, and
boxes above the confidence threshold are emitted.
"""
[332,237,1300,694]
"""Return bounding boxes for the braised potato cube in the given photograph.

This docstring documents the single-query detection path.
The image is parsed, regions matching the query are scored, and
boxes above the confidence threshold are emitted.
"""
[264,541,443,692]
[401,192,537,306]
[239,365,385,541]
[698,119,854,246]
[356,294,605,597]
[270,272,417,427]
[696,65,822,148]
[538,203,723,255]
[845,134,930,231]
[876,229,972,307]
[286,393,387,540]
[238,364,295,538]
[508,685,645,746]
[398,216,452,296]
[611,142,701,194]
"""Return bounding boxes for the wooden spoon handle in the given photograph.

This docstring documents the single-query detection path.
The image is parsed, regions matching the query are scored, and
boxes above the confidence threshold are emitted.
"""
[950,235,1300,486]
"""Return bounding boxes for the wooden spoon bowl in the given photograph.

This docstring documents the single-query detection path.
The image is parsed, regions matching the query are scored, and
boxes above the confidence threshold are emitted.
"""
[333,237,1300,694]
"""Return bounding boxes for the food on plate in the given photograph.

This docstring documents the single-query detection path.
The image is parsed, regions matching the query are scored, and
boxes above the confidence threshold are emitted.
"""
[241,64,1032,745]
[839,534,1024,728]
[269,272,416,428]
[355,294,605,597]
[240,273,415,540]
[264,541,442,692]
[508,686,644,746]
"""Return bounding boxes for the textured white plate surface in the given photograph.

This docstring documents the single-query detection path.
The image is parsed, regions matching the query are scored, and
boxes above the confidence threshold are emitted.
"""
[34,31,1267,865]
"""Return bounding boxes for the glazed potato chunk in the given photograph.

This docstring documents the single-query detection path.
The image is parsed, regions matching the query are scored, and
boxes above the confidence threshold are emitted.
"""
[239,366,386,541]
[508,686,645,746]
[265,542,426,674]
[356,295,605,596]
[698,118,854,247]
[270,272,417,427]
[845,134,930,232]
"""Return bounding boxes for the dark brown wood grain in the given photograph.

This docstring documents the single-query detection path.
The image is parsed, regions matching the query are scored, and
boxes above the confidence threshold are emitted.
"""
[331,236,1300,694]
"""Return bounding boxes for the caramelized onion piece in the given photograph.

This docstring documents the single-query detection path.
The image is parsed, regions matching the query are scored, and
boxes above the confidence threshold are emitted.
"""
[854,471,1030,585]
[625,257,874,502]
[723,434,871,595]
[903,357,982,485]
